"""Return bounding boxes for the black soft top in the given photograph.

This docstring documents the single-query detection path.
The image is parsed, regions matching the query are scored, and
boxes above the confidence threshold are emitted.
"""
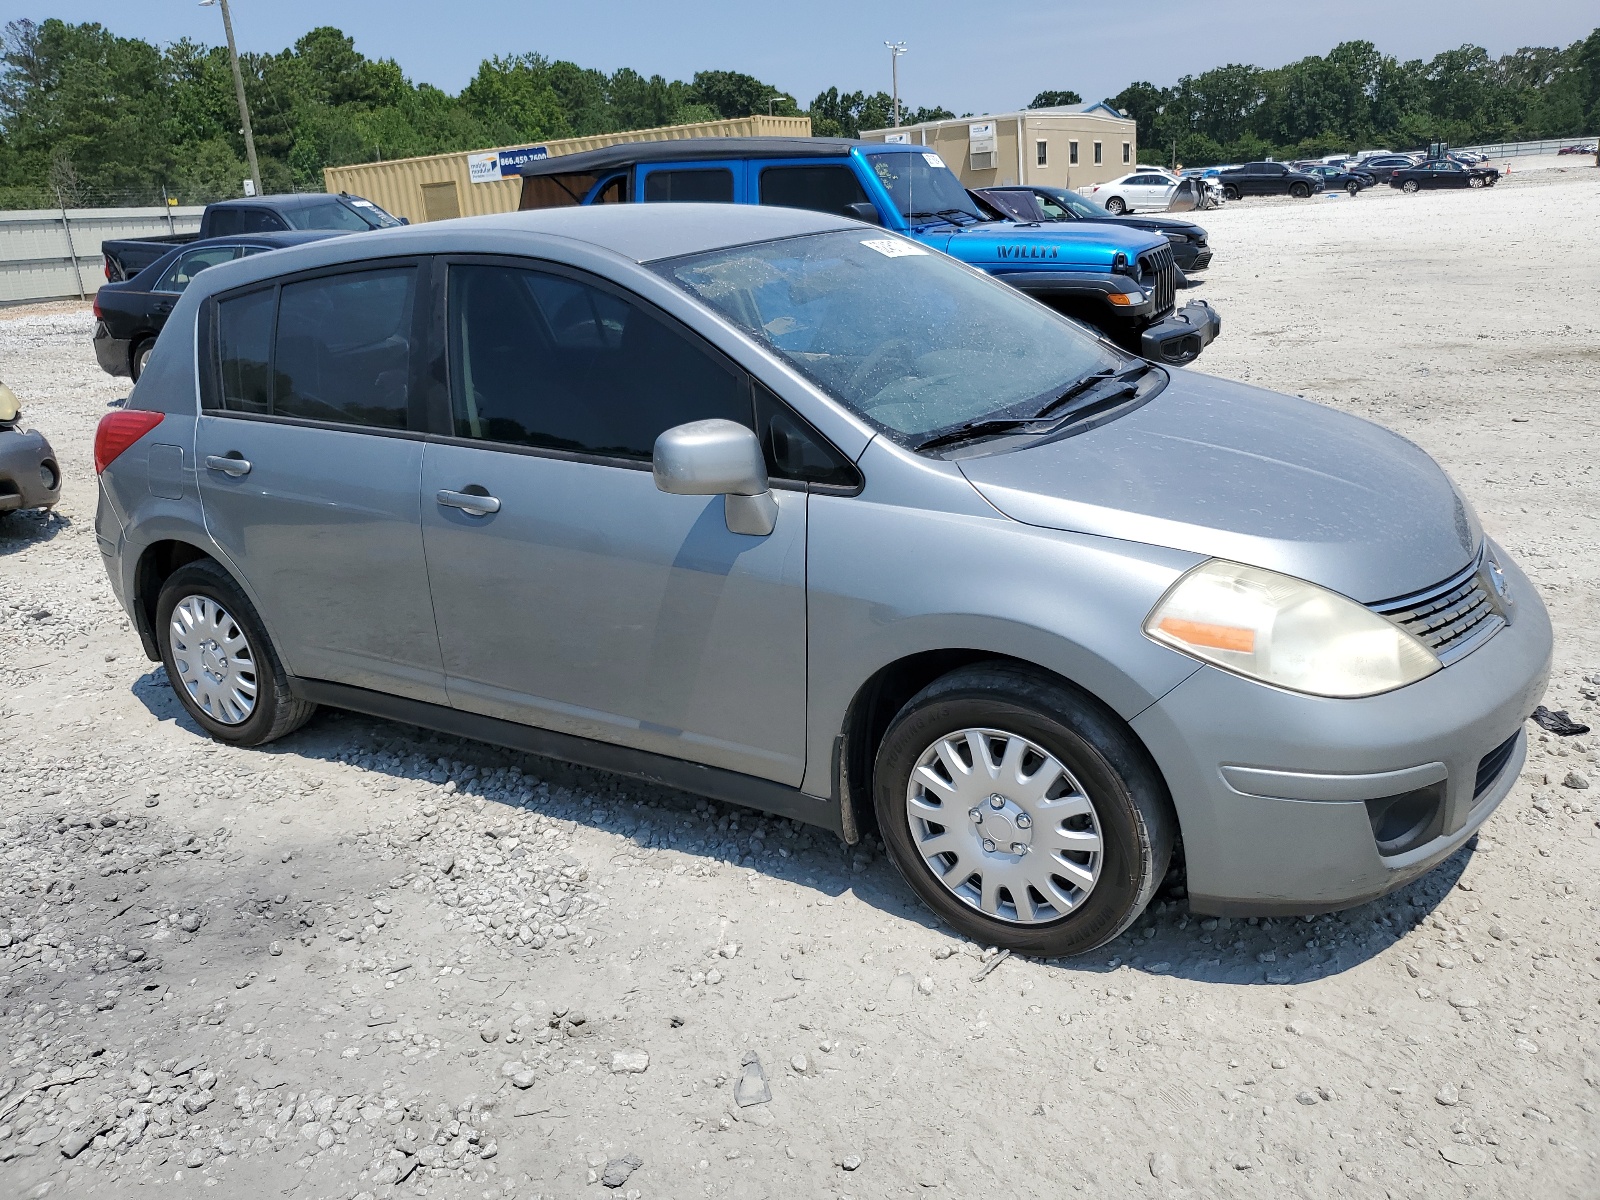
[517,137,886,178]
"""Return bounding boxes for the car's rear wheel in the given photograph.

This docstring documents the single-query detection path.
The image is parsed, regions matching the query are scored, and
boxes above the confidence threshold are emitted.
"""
[873,663,1174,957]
[156,559,316,746]
[1402,179,1420,193]
[130,338,155,382]
[1290,182,1310,199]
[1104,196,1126,215]
[1221,185,1240,201]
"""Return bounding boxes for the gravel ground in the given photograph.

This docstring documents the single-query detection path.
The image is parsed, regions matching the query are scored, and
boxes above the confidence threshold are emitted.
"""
[1,165,1597,1200]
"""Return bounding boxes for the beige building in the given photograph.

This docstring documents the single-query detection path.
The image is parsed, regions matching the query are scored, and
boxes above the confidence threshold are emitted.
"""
[860,102,1137,191]
[323,115,812,223]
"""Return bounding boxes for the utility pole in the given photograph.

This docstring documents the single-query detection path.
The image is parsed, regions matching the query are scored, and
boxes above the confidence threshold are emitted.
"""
[885,42,907,127]
[200,0,262,198]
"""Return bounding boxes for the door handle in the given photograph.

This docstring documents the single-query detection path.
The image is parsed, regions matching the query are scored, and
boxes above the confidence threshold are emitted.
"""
[204,454,251,477]
[153,301,173,314]
[436,489,501,517]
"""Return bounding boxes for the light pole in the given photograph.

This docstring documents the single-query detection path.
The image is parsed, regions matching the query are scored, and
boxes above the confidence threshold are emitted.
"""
[767,94,792,116]
[885,42,907,127]
[200,0,262,198]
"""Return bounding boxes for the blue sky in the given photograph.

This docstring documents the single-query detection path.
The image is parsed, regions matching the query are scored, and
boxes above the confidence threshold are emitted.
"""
[33,1,1600,115]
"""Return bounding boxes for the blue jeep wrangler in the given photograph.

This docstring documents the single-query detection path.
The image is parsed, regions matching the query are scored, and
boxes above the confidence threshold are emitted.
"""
[518,138,1221,365]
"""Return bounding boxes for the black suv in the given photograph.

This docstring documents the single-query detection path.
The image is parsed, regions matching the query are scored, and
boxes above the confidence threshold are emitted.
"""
[1216,162,1324,200]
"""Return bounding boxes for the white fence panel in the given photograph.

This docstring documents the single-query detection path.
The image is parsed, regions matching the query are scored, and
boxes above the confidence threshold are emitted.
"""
[0,206,204,305]
[1457,136,1596,158]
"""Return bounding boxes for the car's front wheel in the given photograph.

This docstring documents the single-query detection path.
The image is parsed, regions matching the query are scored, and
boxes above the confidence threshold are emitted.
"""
[1104,196,1126,215]
[1345,181,1360,196]
[156,559,316,746]
[873,663,1175,957]
[1290,182,1310,199]
[1402,179,1420,193]
[1469,175,1486,189]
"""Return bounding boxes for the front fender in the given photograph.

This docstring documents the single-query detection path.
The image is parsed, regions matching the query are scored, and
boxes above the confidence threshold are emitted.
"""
[798,438,1205,797]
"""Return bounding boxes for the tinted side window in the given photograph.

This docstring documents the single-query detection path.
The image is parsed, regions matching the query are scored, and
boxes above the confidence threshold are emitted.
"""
[758,166,870,218]
[273,268,415,429]
[284,201,371,232]
[754,382,859,489]
[215,288,275,414]
[158,246,239,293]
[448,263,748,460]
[643,169,734,203]
[211,207,286,235]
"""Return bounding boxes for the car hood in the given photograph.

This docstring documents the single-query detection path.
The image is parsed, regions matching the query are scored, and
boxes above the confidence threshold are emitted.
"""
[957,371,1480,604]
[924,221,1165,273]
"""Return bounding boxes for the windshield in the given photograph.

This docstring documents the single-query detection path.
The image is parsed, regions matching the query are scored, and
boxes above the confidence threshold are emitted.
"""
[1035,187,1110,220]
[863,150,984,223]
[285,197,402,232]
[658,230,1125,443]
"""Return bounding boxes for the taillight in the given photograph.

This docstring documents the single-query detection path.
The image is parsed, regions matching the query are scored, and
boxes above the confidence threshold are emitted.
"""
[94,410,163,473]
[93,294,103,321]
[104,257,111,281]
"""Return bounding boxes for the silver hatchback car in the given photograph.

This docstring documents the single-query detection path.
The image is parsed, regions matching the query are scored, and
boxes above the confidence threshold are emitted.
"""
[94,204,1550,957]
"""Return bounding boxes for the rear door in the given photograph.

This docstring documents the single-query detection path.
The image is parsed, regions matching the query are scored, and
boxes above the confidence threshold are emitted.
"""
[194,260,446,702]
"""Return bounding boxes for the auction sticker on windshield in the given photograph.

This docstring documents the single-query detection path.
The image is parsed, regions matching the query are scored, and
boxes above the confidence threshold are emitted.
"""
[861,239,929,258]
[922,153,946,168]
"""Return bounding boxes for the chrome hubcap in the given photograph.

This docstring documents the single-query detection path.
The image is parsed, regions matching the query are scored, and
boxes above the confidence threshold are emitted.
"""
[905,728,1103,925]
[169,594,257,725]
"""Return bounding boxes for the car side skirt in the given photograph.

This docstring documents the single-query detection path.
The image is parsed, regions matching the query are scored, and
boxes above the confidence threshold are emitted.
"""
[289,678,844,836]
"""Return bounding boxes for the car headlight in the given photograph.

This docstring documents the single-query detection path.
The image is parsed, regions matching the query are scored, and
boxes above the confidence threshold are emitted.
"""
[1144,560,1440,697]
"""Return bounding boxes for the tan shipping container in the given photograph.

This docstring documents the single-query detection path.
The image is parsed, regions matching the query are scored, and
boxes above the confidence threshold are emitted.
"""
[323,115,812,223]
[860,104,1138,191]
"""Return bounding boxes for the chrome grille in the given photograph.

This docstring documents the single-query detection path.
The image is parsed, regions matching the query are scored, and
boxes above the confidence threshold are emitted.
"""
[1369,552,1506,665]
[1135,244,1176,319]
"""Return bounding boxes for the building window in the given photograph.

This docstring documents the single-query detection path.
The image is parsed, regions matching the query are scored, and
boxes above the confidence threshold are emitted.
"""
[1069,141,1079,165]
[1093,141,1103,165]
[1036,140,1048,167]
[1123,142,1131,163]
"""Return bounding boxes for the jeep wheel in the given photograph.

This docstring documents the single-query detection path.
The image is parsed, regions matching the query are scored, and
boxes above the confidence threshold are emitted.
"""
[873,663,1175,958]
[156,559,316,746]
[1402,179,1420,193]
[1290,182,1310,199]
[1221,185,1240,201]
[1104,196,1126,215]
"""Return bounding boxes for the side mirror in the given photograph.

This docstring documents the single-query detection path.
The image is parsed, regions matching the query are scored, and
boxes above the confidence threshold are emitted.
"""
[844,201,883,226]
[652,419,777,536]
[399,217,410,225]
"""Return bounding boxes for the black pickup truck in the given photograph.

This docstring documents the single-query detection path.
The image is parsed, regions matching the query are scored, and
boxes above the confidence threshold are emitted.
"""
[100,193,404,282]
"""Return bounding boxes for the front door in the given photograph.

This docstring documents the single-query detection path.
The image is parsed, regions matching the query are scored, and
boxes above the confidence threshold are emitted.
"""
[195,263,445,702]
[418,259,809,785]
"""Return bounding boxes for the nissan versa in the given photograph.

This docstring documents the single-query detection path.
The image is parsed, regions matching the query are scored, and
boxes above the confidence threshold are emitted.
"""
[92,204,1550,957]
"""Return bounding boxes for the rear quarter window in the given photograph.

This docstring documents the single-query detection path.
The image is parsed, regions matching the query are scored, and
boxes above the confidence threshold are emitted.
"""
[643,169,734,203]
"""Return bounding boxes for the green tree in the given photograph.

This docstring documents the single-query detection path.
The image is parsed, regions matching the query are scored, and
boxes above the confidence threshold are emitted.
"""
[1028,90,1081,108]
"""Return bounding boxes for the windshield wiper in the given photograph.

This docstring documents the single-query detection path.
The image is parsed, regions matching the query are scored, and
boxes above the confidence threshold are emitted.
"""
[912,416,1063,452]
[1029,363,1154,422]
[912,364,1156,453]
[906,208,980,225]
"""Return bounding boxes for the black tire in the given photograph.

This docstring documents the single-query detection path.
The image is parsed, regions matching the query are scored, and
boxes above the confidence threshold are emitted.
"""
[1468,175,1485,189]
[1222,185,1240,201]
[1402,179,1420,193]
[1345,181,1360,196]
[1104,196,1126,215]
[1290,182,1310,199]
[155,559,316,746]
[873,663,1175,958]
[130,338,155,382]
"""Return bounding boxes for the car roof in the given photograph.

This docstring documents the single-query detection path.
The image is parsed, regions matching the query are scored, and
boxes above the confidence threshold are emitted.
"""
[518,136,894,178]
[208,193,362,210]
[126,230,347,284]
[184,203,860,302]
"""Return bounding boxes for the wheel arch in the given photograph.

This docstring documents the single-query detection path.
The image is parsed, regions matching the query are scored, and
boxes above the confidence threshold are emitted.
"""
[130,537,223,661]
[833,648,1181,852]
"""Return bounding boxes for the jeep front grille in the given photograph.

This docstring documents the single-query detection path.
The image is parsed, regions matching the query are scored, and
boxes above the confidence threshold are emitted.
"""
[1135,244,1176,319]
[1368,551,1506,666]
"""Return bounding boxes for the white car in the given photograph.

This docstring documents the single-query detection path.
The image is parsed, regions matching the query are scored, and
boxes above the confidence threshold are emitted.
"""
[1085,170,1178,214]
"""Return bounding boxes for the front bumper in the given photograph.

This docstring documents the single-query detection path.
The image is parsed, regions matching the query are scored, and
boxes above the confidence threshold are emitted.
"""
[94,322,131,378]
[1172,243,1212,272]
[1139,300,1221,366]
[1130,543,1551,916]
[0,427,63,512]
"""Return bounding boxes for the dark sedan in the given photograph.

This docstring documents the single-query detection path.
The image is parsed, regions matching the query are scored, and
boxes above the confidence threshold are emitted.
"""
[1302,165,1375,195]
[973,185,1214,272]
[1389,161,1500,193]
[1355,155,1422,183]
[93,231,342,380]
